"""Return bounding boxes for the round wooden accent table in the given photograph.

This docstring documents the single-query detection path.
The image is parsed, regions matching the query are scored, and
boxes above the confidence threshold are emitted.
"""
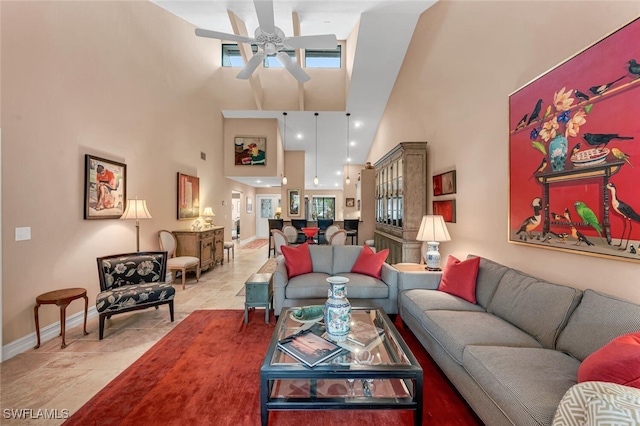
[34,288,89,349]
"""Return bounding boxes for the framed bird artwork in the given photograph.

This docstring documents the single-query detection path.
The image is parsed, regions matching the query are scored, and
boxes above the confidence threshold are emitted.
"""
[508,16,640,264]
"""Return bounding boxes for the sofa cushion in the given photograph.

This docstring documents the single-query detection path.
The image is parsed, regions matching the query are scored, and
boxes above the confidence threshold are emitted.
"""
[468,255,510,309]
[487,269,582,349]
[333,272,389,299]
[96,282,175,313]
[556,289,640,361]
[281,243,312,278]
[578,332,640,388]
[285,272,331,299]
[418,310,542,364]
[332,246,367,274]
[350,245,389,279]
[401,289,486,314]
[309,245,334,275]
[438,255,480,304]
[463,345,580,426]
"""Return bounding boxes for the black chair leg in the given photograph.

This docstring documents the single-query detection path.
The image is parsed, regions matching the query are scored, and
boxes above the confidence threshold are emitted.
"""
[99,314,106,340]
[169,300,175,322]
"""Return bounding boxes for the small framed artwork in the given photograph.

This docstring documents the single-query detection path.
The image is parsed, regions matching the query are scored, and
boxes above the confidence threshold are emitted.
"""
[247,197,253,213]
[288,189,301,216]
[177,172,200,220]
[433,170,456,196]
[234,136,266,166]
[433,200,456,223]
[346,198,355,207]
[84,154,127,220]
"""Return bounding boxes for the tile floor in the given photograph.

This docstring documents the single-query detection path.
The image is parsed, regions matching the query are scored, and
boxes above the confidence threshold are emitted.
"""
[0,242,270,425]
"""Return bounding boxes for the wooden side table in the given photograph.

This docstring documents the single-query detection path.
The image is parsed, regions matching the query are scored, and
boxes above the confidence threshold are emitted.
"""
[244,273,273,324]
[34,288,89,349]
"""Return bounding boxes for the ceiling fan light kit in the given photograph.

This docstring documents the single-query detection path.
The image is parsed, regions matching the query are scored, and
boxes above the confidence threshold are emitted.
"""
[195,0,337,83]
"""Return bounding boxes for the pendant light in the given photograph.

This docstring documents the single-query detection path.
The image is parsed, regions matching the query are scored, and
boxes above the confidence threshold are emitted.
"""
[281,112,288,186]
[345,113,351,185]
[313,112,319,186]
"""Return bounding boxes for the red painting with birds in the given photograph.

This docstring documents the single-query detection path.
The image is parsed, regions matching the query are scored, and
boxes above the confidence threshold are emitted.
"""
[508,16,640,262]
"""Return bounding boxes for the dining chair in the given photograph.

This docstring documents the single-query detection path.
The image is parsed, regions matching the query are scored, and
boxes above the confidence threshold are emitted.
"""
[291,219,308,243]
[283,225,298,244]
[329,229,348,245]
[324,224,340,244]
[158,230,201,289]
[317,219,334,244]
[271,229,289,256]
[268,219,284,257]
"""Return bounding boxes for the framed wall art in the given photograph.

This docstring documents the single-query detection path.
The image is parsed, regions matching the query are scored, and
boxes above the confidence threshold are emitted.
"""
[84,154,127,220]
[509,17,640,263]
[346,198,355,207]
[433,200,456,223]
[433,170,456,196]
[234,136,266,166]
[247,197,253,214]
[288,189,301,217]
[177,172,200,220]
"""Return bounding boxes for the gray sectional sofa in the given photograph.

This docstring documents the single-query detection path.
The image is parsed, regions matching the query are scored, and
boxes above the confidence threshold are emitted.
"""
[273,245,398,315]
[397,255,640,426]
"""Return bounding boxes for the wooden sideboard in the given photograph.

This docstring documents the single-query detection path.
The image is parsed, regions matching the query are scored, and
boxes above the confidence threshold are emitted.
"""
[173,227,224,271]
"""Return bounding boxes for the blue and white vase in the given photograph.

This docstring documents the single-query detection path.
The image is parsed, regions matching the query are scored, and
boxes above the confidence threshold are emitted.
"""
[549,135,568,171]
[324,277,351,342]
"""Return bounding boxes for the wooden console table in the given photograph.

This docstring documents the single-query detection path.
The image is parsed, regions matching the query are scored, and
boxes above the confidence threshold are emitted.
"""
[173,226,224,271]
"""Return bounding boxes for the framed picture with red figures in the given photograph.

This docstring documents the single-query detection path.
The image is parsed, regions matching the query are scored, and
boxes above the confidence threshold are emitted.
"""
[508,17,640,263]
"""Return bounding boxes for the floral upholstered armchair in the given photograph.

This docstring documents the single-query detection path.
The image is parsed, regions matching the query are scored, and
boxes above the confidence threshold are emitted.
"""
[96,251,175,339]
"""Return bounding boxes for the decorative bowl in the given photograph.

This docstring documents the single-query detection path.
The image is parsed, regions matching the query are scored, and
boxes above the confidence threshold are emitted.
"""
[289,305,324,323]
[571,148,609,167]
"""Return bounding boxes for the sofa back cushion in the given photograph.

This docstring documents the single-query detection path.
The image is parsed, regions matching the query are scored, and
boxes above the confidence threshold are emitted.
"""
[308,245,334,274]
[487,269,582,349]
[332,246,368,274]
[556,289,640,361]
[468,255,509,308]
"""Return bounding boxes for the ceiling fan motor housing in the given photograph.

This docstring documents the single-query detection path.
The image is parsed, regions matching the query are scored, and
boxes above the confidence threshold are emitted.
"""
[255,27,286,55]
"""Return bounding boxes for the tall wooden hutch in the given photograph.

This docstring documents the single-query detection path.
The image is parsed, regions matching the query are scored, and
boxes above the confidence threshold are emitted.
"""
[374,142,428,264]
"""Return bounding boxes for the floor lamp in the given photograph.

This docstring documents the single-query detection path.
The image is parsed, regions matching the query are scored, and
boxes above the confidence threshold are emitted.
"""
[120,199,152,252]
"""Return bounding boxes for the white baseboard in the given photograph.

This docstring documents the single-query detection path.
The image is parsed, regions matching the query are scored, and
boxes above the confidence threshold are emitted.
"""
[2,306,98,362]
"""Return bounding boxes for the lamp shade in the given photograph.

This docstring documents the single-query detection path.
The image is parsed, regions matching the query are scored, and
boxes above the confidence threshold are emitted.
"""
[416,215,451,242]
[120,199,152,220]
[202,207,215,217]
[275,207,282,214]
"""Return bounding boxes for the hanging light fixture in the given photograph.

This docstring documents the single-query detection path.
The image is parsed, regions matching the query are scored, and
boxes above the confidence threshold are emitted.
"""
[345,113,351,185]
[282,112,288,186]
[313,112,319,186]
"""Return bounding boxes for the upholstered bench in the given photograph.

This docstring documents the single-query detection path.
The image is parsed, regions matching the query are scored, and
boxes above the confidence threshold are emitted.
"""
[96,252,175,339]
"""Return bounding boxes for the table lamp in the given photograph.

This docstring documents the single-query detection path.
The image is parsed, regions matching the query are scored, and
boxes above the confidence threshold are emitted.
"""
[202,207,215,227]
[416,215,451,270]
[120,199,152,252]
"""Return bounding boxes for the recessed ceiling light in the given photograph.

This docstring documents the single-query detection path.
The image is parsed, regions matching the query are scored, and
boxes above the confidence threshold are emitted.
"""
[256,180,261,183]
[296,133,303,139]
[354,121,362,128]
[350,141,356,146]
[336,171,342,175]
[334,183,339,187]
[347,157,351,163]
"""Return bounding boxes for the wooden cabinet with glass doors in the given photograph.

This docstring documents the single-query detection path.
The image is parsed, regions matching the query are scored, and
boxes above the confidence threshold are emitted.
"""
[374,142,427,264]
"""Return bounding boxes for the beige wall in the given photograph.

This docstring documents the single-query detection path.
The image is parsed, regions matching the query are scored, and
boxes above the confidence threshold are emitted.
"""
[223,118,281,180]
[0,1,258,344]
[369,1,640,303]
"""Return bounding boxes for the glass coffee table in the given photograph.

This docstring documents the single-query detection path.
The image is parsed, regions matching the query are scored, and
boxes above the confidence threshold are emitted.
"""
[260,307,423,425]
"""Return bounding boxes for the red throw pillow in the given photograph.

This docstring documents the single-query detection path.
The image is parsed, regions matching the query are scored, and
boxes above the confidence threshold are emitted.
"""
[438,255,480,304]
[578,332,640,388]
[281,242,313,279]
[351,245,389,279]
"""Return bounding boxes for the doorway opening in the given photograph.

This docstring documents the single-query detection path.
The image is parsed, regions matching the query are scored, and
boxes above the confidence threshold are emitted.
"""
[231,191,241,240]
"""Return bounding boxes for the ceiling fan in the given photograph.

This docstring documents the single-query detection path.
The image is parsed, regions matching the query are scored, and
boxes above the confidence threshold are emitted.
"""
[195,0,337,83]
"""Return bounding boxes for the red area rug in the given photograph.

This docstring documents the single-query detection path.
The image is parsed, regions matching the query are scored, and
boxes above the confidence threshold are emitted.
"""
[241,239,269,249]
[64,310,481,426]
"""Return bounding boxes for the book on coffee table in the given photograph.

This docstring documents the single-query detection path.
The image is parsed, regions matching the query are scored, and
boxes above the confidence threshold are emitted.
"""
[346,321,384,347]
[277,329,344,368]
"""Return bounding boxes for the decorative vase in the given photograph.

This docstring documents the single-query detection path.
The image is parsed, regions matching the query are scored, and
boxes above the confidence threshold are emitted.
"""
[324,277,351,342]
[549,135,568,171]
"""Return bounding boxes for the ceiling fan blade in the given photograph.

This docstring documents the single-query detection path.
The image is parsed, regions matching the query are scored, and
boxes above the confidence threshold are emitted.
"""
[237,52,265,79]
[253,0,275,34]
[276,51,310,83]
[195,28,256,44]
[284,34,338,50]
